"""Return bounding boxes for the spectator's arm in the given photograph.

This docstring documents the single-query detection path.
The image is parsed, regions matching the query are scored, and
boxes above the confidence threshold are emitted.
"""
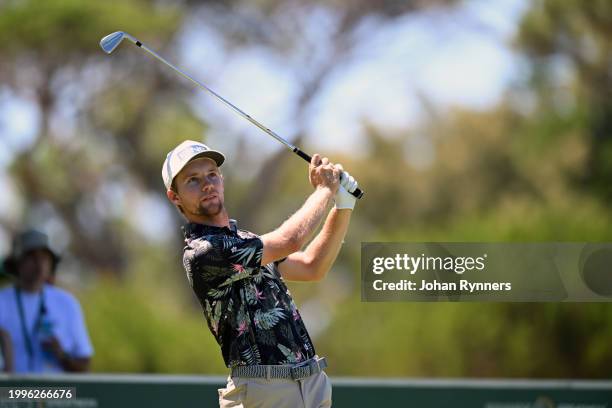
[42,336,91,372]
[67,296,94,372]
[59,355,90,372]
[0,328,14,373]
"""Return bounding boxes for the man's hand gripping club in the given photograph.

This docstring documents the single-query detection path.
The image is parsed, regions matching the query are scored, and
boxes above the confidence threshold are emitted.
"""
[260,154,358,266]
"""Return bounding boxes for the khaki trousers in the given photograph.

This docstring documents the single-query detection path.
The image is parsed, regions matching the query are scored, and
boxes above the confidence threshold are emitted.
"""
[218,371,332,408]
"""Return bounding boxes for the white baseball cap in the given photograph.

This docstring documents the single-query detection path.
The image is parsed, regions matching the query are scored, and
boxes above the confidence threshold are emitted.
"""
[162,140,225,190]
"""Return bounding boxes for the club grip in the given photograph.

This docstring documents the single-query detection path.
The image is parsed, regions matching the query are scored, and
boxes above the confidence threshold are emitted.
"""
[292,147,364,199]
[351,187,365,199]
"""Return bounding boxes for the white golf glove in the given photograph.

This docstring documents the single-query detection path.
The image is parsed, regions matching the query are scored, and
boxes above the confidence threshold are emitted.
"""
[335,166,358,210]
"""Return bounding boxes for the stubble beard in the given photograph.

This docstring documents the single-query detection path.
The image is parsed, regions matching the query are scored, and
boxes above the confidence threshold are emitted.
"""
[196,197,224,217]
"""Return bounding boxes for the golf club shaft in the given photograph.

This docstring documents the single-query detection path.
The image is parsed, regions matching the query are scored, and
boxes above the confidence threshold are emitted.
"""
[121,36,364,199]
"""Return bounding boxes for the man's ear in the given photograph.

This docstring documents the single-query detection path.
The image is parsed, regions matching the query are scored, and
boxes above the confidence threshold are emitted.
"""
[167,189,181,207]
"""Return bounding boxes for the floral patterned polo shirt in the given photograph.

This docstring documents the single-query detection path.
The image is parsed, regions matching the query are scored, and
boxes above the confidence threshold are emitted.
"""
[182,220,317,368]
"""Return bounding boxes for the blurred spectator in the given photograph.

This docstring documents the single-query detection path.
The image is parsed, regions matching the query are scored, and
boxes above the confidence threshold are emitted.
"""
[0,230,93,373]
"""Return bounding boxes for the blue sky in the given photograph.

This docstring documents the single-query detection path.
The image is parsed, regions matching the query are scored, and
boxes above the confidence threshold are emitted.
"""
[177,0,529,156]
[0,0,529,161]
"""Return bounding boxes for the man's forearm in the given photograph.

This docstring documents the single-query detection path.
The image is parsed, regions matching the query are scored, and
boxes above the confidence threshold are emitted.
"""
[301,208,351,279]
[273,187,333,248]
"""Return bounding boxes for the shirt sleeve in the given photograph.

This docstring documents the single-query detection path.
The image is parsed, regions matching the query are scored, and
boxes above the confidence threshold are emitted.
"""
[68,298,94,358]
[184,233,263,281]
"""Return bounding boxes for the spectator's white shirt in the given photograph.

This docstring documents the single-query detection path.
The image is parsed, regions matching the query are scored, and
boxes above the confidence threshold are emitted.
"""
[0,283,93,373]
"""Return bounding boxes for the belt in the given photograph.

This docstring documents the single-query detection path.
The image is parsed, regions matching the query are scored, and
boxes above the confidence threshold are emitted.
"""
[231,356,328,381]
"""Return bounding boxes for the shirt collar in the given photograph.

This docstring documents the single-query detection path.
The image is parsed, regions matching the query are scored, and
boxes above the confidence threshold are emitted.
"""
[182,219,238,238]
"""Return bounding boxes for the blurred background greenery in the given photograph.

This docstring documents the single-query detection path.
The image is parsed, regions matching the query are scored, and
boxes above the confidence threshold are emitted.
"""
[0,0,611,378]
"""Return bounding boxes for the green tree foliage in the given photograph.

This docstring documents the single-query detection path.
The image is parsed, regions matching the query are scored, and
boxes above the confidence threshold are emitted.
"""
[0,0,185,272]
[1,0,611,378]
[516,0,612,199]
[0,0,180,58]
[80,280,227,373]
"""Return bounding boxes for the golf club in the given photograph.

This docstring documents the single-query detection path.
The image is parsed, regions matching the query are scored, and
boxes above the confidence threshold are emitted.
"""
[100,31,364,199]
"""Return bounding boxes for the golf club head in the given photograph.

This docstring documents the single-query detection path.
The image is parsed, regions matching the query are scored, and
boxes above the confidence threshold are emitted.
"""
[100,31,127,54]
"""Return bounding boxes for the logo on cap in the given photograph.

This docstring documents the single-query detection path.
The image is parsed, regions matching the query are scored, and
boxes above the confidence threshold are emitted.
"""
[177,144,208,161]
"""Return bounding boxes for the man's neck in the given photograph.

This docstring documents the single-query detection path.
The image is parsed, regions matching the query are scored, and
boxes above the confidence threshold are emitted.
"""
[187,210,230,228]
[16,282,44,294]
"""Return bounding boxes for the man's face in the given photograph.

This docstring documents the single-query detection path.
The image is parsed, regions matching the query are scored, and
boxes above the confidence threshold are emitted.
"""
[17,249,53,291]
[168,157,225,219]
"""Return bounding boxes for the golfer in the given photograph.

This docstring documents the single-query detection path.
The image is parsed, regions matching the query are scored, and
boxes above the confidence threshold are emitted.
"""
[163,140,358,407]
